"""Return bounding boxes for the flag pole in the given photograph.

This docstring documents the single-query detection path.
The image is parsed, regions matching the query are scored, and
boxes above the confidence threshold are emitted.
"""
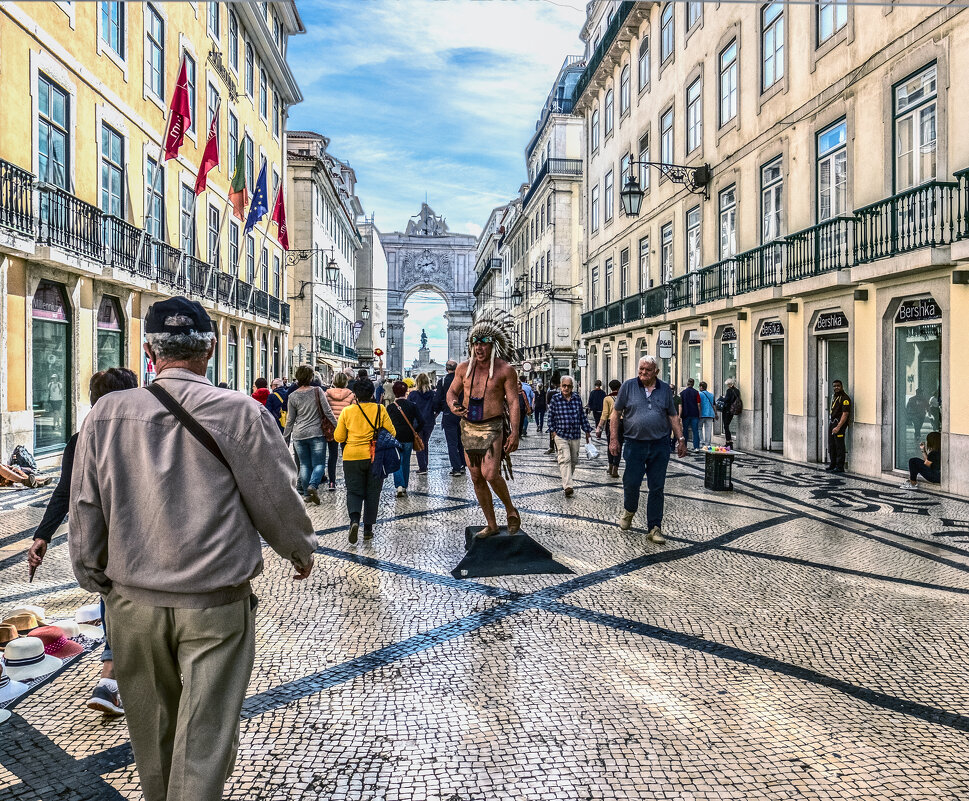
[194,94,223,298]
[204,197,232,298]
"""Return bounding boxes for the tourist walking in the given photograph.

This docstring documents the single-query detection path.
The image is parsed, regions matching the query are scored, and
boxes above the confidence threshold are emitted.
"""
[69,297,316,801]
[547,376,591,496]
[721,379,742,448]
[519,378,534,436]
[284,364,339,504]
[825,379,852,473]
[587,380,606,429]
[251,377,270,405]
[698,381,717,448]
[334,379,397,542]
[597,379,622,478]
[611,355,686,544]
[325,373,355,491]
[901,430,941,489]
[517,379,532,438]
[435,360,466,475]
[265,378,288,433]
[544,371,561,454]
[408,372,437,473]
[533,383,547,432]
[679,378,701,450]
[388,381,423,496]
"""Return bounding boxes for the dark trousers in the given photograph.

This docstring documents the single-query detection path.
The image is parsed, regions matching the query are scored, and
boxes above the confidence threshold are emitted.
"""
[343,458,384,526]
[828,424,846,470]
[416,422,434,471]
[605,425,623,468]
[326,440,340,484]
[682,416,700,450]
[442,415,464,470]
[535,410,545,431]
[592,409,602,428]
[909,457,940,483]
[622,437,671,530]
[722,412,735,445]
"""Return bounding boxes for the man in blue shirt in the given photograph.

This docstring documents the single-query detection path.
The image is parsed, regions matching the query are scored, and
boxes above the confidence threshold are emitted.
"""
[611,355,686,543]
[679,378,701,450]
[698,380,717,447]
[519,376,534,436]
[547,376,591,496]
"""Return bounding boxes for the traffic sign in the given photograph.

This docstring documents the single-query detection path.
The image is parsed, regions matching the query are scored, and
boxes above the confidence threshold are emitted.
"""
[657,329,674,359]
[523,361,533,372]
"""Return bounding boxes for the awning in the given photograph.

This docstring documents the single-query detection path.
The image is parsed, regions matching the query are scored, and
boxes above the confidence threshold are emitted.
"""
[316,357,339,368]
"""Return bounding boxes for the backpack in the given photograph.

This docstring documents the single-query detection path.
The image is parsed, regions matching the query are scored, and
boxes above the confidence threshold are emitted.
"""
[729,392,743,415]
[359,404,401,478]
[273,391,288,429]
[9,445,37,472]
[714,395,727,412]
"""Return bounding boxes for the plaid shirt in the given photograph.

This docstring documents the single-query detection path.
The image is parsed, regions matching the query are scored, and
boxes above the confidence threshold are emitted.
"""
[547,392,592,440]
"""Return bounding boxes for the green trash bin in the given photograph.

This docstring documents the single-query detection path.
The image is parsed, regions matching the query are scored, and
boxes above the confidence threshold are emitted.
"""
[704,451,735,491]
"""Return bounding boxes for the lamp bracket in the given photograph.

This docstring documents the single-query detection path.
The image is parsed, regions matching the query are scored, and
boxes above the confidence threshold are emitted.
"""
[630,160,711,198]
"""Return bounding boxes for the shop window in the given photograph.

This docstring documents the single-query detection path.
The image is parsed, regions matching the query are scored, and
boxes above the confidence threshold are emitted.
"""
[32,281,72,452]
[720,330,738,393]
[273,336,280,378]
[260,335,268,379]
[245,331,255,391]
[206,321,219,386]
[96,295,124,371]
[894,303,942,470]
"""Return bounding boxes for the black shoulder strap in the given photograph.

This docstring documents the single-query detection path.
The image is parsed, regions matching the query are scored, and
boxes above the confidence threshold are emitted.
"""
[146,382,232,472]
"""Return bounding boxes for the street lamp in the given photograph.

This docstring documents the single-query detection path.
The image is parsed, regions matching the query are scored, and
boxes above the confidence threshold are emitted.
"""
[285,246,341,284]
[379,326,386,338]
[620,162,712,216]
[361,302,371,320]
[324,248,339,285]
[511,287,523,307]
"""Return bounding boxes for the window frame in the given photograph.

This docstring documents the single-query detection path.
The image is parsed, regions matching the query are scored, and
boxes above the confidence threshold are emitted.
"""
[591,184,600,232]
[719,185,738,259]
[660,4,674,65]
[145,4,165,102]
[893,63,938,192]
[228,10,239,73]
[100,122,124,217]
[760,157,783,243]
[660,222,674,284]
[686,205,701,273]
[660,106,674,171]
[38,73,71,190]
[638,36,650,93]
[591,107,601,153]
[245,42,254,98]
[816,119,848,222]
[818,0,848,47]
[207,1,220,39]
[184,53,197,135]
[719,40,739,128]
[604,170,614,223]
[604,88,614,136]
[99,1,125,60]
[686,76,702,154]
[639,235,650,291]
[762,2,785,93]
[619,64,631,116]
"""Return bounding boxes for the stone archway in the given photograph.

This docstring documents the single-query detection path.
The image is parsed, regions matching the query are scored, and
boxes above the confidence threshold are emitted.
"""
[380,204,477,375]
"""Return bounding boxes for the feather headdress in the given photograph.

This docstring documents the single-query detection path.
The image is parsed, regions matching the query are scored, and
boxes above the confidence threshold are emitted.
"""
[468,309,517,378]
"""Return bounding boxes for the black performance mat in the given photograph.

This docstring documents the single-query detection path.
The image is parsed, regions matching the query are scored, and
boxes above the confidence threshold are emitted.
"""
[451,527,574,579]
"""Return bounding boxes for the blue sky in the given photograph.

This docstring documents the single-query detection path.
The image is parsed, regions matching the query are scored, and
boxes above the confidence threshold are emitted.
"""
[288,0,586,363]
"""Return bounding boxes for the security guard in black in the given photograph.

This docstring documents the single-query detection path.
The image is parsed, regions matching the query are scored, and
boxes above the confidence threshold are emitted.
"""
[826,380,852,472]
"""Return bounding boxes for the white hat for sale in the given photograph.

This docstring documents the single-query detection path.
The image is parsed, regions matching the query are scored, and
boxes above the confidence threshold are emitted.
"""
[1,636,62,681]
[49,619,81,638]
[74,603,105,639]
[0,660,28,703]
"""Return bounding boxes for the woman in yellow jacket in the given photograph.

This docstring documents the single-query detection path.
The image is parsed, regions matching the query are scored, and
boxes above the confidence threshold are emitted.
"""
[334,379,396,544]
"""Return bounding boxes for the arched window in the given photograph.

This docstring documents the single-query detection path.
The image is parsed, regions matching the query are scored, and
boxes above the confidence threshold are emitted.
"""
[96,295,124,371]
[32,281,72,451]
[620,64,631,115]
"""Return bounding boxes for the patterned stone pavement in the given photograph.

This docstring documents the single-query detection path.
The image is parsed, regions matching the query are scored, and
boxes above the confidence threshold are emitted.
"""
[1,428,969,800]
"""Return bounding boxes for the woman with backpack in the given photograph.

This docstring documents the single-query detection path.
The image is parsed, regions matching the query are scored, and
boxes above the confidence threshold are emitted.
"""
[407,372,437,474]
[720,378,742,448]
[283,364,339,505]
[325,373,355,491]
[334,379,397,543]
[387,381,423,497]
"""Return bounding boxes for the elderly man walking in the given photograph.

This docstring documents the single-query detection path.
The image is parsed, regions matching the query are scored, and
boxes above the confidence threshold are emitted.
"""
[611,355,686,544]
[547,376,591,496]
[70,297,317,801]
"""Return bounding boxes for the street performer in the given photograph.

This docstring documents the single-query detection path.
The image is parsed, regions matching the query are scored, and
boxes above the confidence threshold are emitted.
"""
[447,311,522,537]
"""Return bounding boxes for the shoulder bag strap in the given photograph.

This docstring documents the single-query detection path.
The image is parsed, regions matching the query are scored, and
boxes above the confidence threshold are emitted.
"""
[393,400,419,437]
[313,387,330,429]
[357,402,378,435]
[146,383,232,472]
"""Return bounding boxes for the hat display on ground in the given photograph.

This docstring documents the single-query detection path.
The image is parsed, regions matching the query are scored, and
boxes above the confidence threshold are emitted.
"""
[1,636,61,681]
[31,626,84,660]
[8,606,48,625]
[2,613,40,634]
[0,624,19,651]
[0,709,10,725]
[0,661,28,704]
[74,603,104,638]
[49,619,81,638]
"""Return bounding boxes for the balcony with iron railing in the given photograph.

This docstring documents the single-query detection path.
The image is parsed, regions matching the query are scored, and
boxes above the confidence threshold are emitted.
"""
[0,159,34,237]
[855,180,958,262]
[571,1,637,106]
[522,158,583,210]
[319,337,332,353]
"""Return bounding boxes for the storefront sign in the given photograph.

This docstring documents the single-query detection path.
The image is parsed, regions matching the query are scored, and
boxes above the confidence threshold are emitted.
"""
[720,326,737,342]
[758,319,784,339]
[523,361,533,372]
[657,329,674,358]
[688,330,704,343]
[32,283,68,321]
[617,340,628,351]
[814,310,848,333]
[895,296,941,324]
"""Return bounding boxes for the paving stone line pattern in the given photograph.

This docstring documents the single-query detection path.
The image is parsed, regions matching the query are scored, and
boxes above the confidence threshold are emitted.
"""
[1,430,968,799]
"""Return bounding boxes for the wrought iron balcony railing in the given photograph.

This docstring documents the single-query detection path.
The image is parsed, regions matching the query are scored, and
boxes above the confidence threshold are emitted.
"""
[0,159,34,236]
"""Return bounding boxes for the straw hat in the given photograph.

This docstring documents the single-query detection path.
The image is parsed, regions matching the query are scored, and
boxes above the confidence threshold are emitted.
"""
[32,626,84,660]
[74,603,104,639]
[0,623,18,651]
[2,636,61,681]
[49,619,81,638]
[0,660,28,704]
[2,613,40,634]
[8,605,48,625]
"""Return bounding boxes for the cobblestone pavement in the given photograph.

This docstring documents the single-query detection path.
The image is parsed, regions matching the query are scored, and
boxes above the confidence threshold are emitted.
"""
[2,428,969,800]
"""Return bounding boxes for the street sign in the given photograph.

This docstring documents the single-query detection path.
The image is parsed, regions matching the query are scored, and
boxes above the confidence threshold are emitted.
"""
[657,329,674,359]
[577,358,587,367]
[541,361,550,370]
[523,361,533,372]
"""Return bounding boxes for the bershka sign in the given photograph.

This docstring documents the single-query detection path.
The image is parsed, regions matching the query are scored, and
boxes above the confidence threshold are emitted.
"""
[657,329,674,358]
[720,326,738,342]
[758,319,784,339]
[814,310,848,333]
[895,296,941,324]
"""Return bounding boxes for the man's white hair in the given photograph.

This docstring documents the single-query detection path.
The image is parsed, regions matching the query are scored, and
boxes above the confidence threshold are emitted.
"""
[639,355,658,367]
[725,377,736,388]
[145,331,215,362]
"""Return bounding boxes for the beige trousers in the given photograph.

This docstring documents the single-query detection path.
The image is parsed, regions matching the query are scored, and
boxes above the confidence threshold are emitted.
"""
[104,592,255,801]
[554,437,580,490]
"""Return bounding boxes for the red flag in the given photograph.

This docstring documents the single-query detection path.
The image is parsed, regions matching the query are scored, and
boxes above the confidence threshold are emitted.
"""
[193,108,219,195]
[270,184,289,250]
[164,57,193,160]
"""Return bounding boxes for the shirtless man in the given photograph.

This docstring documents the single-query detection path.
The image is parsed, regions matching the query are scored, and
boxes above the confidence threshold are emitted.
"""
[447,336,521,537]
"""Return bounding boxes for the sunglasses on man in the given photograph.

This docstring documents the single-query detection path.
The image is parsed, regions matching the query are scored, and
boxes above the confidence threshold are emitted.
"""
[470,336,494,344]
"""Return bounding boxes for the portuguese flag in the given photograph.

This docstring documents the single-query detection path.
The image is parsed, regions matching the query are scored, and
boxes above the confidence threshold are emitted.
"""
[229,144,248,220]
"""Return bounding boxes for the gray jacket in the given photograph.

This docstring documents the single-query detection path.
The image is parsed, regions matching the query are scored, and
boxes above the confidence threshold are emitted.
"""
[283,386,338,441]
[69,368,318,609]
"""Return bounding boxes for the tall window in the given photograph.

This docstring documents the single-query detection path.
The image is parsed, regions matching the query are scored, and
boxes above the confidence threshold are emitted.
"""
[146,5,164,99]
[687,1,702,29]
[100,2,124,58]
[207,82,218,130]
[686,77,702,153]
[229,221,239,272]
[96,296,123,372]
[620,65,630,115]
[638,37,650,91]
[244,134,254,189]
[591,107,600,151]
[639,235,650,290]
[32,282,72,451]
[180,184,195,254]
[620,153,631,196]
[761,158,783,241]
[208,1,220,38]
[638,131,650,190]
[661,223,674,283]
[185,54,197,134]
[228,111,238,170]
[719,186,738,258]
[762,2,784,91]
[686,206,701,272]
[273,254,281,297]
[246,236,255,284]
[620,248,629,297]
[261,246,269,290]
[208,205,220,265]
[100,123,123,216]
[894,64,937,191]
[817,120,847,221]
[38,75,69,189]
[227,327,238,389]
[818,0,847,45]
[660,4,674,63]
[259,68,268,119]
[228,11,239,72]
[720,41,738,125]
[273,94,281,138]
[604,89,614,135]
[591,184,600,232]
[605,258,613,302]
[260,336,268,380]
[604,170,614,222]
[146,157,164,239]
[245,43,254,97]
[660,107,674,167]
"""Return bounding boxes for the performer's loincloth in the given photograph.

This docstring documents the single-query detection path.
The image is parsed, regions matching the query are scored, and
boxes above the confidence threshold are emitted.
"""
[461,415,514,479]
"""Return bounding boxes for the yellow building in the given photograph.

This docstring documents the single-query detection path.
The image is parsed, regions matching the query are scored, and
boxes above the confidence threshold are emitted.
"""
[0,1,303,462]
[574,0,969,495]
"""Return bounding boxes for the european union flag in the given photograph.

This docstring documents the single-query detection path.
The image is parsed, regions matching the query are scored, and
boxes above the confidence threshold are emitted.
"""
[244,161,269,235]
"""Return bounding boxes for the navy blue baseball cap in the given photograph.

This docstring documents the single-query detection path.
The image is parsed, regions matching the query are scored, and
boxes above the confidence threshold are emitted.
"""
[144,296,212,335]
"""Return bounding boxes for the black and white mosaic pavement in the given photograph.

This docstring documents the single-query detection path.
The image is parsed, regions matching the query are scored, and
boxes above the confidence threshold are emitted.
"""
[1,430,968,800]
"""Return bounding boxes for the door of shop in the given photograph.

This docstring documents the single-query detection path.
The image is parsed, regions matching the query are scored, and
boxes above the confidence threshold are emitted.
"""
[762,339,784,451]
[818,335,849,464]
